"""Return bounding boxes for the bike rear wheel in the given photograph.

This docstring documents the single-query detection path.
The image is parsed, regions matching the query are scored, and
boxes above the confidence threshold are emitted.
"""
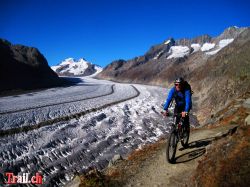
[166,130,177,163]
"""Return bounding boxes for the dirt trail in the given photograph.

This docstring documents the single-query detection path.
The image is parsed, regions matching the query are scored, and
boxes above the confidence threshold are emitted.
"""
[123,124,238,187]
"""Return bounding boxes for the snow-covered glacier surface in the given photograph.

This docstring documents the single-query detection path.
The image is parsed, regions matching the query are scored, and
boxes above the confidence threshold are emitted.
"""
[0,77,173,186]
[0,82,138,130]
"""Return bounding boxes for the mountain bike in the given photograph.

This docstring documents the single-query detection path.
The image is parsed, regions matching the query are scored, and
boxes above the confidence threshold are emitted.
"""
[164,113,190,163]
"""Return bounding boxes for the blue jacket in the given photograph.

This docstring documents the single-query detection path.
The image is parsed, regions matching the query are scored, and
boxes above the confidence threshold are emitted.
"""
[163,87,192,112]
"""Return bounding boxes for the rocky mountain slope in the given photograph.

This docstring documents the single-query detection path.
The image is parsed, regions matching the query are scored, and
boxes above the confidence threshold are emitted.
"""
[190,28,250,122]
[97,26,250,122]
[51,58,102,76]
[0,39,62,93]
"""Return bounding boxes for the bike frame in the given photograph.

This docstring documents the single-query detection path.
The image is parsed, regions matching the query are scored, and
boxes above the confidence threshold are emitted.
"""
[172,113,185,139]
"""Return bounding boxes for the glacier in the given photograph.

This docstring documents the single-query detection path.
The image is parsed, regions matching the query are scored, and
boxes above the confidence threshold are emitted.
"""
[0,77,178,186]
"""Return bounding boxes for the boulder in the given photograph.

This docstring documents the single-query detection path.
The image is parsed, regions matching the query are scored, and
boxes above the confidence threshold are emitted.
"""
[245,115,250,126]
[108,154,123,167]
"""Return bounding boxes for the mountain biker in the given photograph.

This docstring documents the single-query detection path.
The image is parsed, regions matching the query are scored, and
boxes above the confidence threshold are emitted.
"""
[162,77,192,126]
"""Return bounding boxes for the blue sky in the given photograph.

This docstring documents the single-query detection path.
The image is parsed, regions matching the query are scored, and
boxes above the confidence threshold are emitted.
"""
[1,0,250,67]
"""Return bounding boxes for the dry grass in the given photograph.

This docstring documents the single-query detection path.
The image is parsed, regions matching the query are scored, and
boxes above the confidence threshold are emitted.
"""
[127,138,165,161]
[78,168,123,187]
[78,169,106,187]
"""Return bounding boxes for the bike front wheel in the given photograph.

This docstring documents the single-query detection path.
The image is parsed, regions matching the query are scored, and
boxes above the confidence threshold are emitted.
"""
[180,124,190,148]
[166,130,177,163]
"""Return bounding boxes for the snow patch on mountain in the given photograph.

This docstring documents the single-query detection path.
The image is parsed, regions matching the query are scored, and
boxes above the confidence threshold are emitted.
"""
[206,38,234,55]
[164,40,171,45]
[153,50,165,60]
[87,65,103,77]
[191,43,201,53]
[201,43,216,51]
[51,65,60,72]
[167,46,190,59]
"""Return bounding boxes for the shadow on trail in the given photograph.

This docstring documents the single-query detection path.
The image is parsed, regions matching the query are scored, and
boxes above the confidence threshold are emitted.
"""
[174,138,212,163]
[181,137,214,150]
[174,126,238,164]
[175,148,206,163]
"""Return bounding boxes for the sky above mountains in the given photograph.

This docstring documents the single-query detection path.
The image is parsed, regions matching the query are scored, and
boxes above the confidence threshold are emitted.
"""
[1,0,250,67]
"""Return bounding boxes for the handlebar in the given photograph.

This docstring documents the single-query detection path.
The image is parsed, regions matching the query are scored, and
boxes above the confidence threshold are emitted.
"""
[161,111,188,118]
[160,111,169,116]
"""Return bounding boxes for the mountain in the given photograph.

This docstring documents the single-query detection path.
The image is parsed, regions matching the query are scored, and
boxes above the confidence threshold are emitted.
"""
[96,26,250,122]
[97,26,246,84]
[0,39,61,93]
[51,58,102,76]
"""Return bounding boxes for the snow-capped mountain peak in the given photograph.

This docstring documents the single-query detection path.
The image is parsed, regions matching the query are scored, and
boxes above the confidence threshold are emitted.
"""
[60,58,75,65]
[164,40,171,45]
[51,58,102,76]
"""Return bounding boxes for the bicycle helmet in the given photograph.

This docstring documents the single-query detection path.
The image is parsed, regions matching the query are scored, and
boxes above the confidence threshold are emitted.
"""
[174,77,184,84]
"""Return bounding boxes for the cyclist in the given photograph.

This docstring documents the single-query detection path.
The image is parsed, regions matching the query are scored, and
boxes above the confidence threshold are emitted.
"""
[162,77,192,126]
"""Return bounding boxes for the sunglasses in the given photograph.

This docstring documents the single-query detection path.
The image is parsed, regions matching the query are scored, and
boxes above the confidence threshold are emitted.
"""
[175,83,181,86]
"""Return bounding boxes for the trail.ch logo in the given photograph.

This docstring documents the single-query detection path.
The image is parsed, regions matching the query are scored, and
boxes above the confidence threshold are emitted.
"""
[2,172,43,185]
